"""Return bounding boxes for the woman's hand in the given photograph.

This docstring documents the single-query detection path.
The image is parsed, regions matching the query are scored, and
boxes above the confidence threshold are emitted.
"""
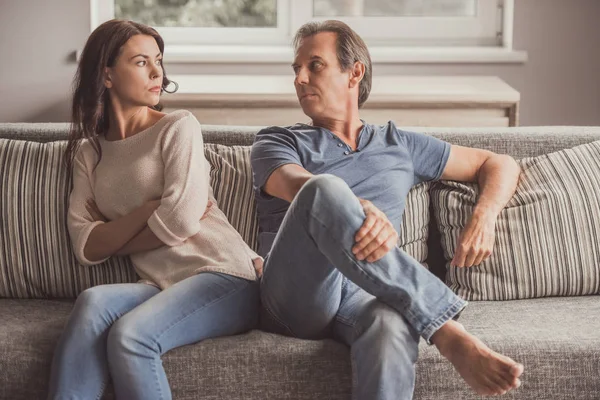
[86,199,107,223]
[201,201,213,220]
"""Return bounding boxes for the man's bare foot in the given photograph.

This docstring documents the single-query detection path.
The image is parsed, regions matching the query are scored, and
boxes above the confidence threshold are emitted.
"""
[431,320,524,396]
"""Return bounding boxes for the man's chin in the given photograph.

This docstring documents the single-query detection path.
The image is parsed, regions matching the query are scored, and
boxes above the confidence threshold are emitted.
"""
[299,104,319,121]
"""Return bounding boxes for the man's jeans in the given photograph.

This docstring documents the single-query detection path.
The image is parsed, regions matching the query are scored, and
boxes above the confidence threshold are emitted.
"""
[260,174,467,400]
[48,272,259,400]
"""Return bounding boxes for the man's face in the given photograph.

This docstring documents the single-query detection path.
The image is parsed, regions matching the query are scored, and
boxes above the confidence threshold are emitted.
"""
[292,32,354,120]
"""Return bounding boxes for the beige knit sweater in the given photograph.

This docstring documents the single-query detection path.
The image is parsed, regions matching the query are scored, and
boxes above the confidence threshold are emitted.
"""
[67,110,259,289]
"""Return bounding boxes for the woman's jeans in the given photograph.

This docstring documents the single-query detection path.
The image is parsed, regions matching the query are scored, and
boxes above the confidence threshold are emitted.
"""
[48,272,259,400]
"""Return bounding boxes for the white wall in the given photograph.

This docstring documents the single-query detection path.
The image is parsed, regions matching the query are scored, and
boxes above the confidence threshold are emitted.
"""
[1,0,599,125]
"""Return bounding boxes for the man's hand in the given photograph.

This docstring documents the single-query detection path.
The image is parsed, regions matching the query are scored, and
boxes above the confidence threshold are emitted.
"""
[352,198,398,263]
[452,210,496,267]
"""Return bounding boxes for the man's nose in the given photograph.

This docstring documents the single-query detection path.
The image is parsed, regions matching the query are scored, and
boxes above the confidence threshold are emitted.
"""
[295,67,309,85]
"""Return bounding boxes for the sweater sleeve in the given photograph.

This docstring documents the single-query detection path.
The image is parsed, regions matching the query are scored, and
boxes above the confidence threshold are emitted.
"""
[147,114,209,246]
[66,144,109,266]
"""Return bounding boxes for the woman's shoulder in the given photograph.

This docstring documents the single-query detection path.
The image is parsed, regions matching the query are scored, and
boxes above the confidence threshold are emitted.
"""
[161,109,199,129]
[157,109,203,148]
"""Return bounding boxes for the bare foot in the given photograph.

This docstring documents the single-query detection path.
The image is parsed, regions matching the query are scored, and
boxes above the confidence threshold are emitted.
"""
[431,320,524,396]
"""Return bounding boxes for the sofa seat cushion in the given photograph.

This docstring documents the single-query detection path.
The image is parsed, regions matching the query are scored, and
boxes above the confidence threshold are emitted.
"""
[416,295,600,400]
[1,296,598,399]
[0,299,351,400]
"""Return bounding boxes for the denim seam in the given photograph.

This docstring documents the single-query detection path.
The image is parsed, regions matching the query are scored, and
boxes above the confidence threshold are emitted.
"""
[94,379,107,400]
[350,348,358,400]
[421,298,468,344]
[151,356,164,400]
[260,299,297,337]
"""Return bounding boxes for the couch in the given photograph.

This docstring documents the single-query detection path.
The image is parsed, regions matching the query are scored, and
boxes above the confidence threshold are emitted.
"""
[1,122,599,400]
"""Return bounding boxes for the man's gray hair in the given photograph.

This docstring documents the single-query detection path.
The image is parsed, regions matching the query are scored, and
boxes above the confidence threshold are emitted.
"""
[293,20,372,108]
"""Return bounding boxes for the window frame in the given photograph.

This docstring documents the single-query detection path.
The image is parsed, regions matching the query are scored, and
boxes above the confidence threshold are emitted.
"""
[89,0,525,64]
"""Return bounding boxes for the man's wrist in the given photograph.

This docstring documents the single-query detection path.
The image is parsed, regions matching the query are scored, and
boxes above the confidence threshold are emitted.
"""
[472,205,499,222]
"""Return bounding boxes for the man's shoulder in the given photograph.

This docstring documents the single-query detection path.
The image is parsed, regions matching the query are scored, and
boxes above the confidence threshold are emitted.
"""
[254,123,320,144]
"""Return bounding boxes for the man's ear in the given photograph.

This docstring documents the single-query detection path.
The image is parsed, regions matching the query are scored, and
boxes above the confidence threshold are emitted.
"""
[348,61,365,88]
[104,67,113,89]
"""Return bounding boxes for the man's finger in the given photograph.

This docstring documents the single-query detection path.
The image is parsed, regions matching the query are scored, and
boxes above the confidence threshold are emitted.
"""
[473,252,486,267]
[452,243,468,267]
[354,226,386,260]
[353,220,384,253]
[365,232,397,263]
[354,214,377,242]
[464,247,479,267]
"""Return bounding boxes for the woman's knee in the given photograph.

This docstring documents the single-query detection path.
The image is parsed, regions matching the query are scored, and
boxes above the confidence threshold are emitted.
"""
[107,313,155,358]
[72,286,119,324]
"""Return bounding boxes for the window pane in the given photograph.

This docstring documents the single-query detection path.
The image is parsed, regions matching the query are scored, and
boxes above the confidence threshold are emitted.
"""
[114,0,277,28]
[314,0,476,17]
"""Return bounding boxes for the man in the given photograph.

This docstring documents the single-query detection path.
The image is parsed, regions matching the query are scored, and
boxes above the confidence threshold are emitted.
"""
[251,20,524,400]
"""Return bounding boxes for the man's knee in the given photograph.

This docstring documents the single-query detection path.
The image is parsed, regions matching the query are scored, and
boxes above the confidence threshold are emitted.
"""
[296,174,351,207]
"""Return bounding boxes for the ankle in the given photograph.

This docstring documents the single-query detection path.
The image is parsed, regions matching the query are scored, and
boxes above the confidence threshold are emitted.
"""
[431,320,466,356]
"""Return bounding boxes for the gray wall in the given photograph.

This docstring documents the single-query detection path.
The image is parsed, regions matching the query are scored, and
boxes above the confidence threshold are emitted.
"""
[1,0,599,125]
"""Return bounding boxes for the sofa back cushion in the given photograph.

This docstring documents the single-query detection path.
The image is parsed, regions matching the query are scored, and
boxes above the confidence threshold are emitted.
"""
[0,139,432,299]
[432,140,600,300]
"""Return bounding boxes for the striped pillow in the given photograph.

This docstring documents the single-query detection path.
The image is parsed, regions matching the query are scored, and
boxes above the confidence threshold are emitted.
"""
[0,139,137,299]
[205,144,259,251]
[432,140,600,300]
[398,182,431,265]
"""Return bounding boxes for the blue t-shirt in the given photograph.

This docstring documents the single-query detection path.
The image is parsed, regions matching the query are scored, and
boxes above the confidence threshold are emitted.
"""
[250,121,451,257]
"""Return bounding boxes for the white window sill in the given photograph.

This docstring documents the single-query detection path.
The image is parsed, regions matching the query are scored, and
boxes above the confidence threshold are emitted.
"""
[163,45,528,64]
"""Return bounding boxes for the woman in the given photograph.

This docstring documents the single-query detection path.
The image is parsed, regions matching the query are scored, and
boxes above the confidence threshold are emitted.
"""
[48,19,262,400]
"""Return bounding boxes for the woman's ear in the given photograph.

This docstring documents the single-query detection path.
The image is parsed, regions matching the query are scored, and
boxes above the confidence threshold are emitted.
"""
[104,67,113,89]
[349,61,365,88]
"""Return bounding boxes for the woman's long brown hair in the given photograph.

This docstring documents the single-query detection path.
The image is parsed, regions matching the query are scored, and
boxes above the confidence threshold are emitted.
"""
[64,19,177,174]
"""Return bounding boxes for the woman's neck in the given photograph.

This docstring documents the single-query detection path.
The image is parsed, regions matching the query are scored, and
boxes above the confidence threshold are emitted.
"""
[105,102,155,142]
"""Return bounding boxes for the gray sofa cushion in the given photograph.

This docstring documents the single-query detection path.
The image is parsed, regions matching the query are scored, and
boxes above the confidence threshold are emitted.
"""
[2,296,598,400]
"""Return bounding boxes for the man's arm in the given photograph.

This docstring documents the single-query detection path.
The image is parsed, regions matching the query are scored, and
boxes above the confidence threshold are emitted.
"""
[263,163,314,202]
[440,145,521,267]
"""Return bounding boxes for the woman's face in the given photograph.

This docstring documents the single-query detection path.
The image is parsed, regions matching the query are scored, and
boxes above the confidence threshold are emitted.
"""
[105,34,163,107]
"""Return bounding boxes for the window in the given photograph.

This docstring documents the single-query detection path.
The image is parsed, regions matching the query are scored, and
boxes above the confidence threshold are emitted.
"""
[90,0,523,63]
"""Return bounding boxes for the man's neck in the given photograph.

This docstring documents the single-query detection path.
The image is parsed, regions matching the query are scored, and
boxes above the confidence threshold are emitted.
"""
[312,114,364,151]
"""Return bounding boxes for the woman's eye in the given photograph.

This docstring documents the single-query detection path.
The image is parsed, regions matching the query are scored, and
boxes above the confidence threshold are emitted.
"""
[136,60,146,66]
[155,59,163,66]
